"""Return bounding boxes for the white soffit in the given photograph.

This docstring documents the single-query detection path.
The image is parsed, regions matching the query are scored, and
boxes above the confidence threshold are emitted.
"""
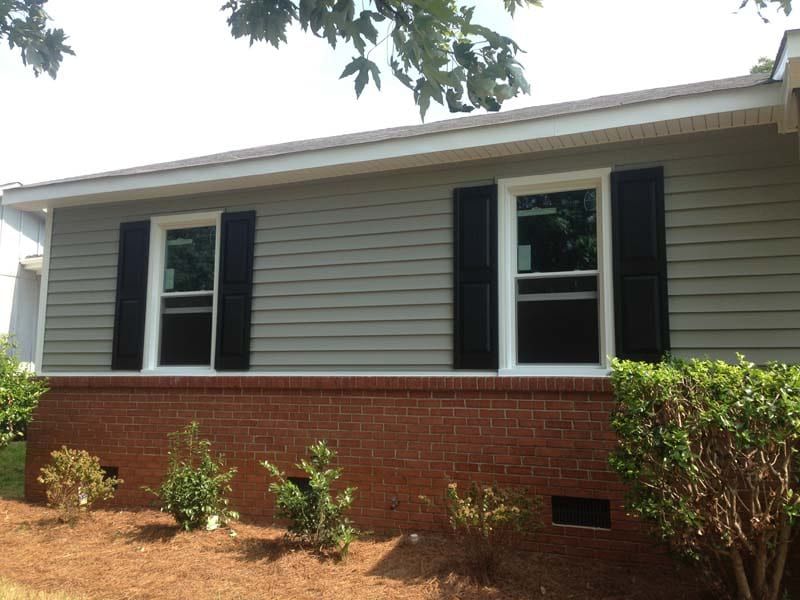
[1,76,785,210]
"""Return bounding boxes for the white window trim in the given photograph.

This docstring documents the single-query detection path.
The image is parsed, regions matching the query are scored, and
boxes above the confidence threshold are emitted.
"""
[142,211,222,373]
[497,168,614,377]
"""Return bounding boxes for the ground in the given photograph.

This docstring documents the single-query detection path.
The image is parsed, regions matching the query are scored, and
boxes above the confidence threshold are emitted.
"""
[0,442,25,499]
[0,578,75,600]
[0,498,705,600]
[0,442,706,599]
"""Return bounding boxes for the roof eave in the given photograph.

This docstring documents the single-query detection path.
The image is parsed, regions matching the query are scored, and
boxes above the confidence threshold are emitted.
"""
[2,79,783,211]
[772,28,800,81]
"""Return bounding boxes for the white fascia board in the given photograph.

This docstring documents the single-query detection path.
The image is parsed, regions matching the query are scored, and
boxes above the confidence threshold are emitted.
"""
[2,82,783,211]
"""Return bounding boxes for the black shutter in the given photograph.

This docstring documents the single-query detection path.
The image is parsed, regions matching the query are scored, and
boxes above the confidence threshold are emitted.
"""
[214,210,256,371]
[453,185,498,370]
[611,168,670,362]
[111,221,150,370]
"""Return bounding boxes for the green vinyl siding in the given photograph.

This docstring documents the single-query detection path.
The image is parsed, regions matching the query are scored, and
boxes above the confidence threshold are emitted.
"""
[42,124,800,371]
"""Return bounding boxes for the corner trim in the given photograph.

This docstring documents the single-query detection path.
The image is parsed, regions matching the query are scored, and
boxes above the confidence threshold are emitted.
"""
[34,209,53,375]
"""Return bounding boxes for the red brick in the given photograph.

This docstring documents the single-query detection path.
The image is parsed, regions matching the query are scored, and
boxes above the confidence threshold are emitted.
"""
[24,374,665,566]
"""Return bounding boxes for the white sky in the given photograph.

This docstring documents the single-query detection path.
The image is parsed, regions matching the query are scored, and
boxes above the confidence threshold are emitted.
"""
[0,0,797,185]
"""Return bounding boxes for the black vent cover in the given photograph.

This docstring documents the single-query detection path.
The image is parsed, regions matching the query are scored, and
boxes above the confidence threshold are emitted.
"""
[288,476,311,494]
[101,466,120,489]
[551,496,611,529]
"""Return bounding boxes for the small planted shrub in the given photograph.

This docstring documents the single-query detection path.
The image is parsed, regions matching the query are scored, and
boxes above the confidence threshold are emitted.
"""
[263,440,357,557]
[147,422,238,531]
[37,447,121,523]
[610,356,800,600]
[425,482,541,584]
[0,335,48,449]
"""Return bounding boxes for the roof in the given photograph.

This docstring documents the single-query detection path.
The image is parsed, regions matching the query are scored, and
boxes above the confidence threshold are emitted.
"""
[25,73,772,188]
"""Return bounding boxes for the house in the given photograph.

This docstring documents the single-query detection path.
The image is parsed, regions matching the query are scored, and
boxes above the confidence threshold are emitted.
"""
[0,187,46,368]
[3,29,799,563]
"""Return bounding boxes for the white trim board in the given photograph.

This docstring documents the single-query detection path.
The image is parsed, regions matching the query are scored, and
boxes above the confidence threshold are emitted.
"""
[33,209,53,375]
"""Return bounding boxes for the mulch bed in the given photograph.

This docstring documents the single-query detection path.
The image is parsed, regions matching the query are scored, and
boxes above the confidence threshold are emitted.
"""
[0,499,705,600]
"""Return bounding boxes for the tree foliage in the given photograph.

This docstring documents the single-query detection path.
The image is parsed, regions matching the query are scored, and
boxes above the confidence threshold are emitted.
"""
[1,0,73,78]
[0,335,48,449]
[740,0,792,20]
[750,56,775,74]
[222,0,541,118]
[2,0,796,113]
[610,357,800,600]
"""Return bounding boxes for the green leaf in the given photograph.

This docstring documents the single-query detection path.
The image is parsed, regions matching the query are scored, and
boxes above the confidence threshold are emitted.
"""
[340,56,380,97]
[218,0,542,118]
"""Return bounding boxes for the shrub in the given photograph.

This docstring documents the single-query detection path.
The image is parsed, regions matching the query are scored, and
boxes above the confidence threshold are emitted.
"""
[610,356,800,600]
[425,482,541,584]
[37,446,121,523]
[0,335,48,449]
[147,422,238,531]
[263,440,357,557]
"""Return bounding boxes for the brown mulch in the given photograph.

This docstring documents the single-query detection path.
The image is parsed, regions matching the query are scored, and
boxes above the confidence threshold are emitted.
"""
[0,499,705,600]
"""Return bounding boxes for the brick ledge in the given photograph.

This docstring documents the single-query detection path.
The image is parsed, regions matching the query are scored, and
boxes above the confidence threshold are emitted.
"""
[44,374,613,393]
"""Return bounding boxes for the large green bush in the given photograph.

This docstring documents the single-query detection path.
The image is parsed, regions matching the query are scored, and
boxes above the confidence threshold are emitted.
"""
[147,422,238,531]
[263,440,357,557]
[0,335,48,449]
[610,356,800,600]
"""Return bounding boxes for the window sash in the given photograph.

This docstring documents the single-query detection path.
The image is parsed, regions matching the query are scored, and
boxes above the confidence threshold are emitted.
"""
[497,169,614,375]
[142,212,222,372]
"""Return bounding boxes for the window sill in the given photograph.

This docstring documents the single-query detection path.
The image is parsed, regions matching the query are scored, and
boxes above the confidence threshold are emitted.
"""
[498,365,611,377]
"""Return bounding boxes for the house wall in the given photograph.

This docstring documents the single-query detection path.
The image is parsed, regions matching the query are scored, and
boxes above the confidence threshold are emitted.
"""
[26,124,800,570]
[41,124,800,372]
[0,202,45,364]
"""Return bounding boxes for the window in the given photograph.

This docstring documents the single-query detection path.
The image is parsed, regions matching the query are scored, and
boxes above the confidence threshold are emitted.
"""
[498,169,614,374]
[142,212,221,371]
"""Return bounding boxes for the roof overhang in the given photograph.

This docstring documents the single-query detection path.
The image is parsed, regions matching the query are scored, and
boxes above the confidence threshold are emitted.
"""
[771,28,800,81]
[19,255,43,275]
[3,30,799,212]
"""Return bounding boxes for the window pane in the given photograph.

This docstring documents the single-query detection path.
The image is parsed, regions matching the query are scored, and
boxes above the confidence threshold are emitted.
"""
[160,295,213,366]
[517,189,597,273]
[164,226,216,292]
[517,277,599,364]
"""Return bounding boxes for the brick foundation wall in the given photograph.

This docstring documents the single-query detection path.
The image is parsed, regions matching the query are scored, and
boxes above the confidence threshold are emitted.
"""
[26,375,664,564]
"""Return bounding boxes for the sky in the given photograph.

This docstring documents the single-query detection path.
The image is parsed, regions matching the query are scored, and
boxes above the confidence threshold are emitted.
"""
[0,0,798,186]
